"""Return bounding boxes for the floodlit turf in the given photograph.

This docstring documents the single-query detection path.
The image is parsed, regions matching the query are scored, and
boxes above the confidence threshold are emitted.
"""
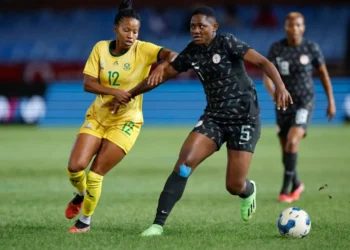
[0,126,349,250]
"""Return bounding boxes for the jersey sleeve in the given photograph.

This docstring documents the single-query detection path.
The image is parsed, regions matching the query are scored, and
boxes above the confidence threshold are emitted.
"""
[224,34,251,59]
[170,47,192,73]
[83,42,101,78]
[311,42,325,68]
[139,41,163,66]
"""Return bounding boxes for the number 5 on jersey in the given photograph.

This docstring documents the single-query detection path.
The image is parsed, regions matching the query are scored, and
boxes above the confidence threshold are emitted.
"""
[239,125,251,145]
[108,71,120,86]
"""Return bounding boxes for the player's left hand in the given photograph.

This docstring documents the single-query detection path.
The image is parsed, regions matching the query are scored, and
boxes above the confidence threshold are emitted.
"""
[274,87,293,111]
[147,62,167,86]
[101,98,125,114]
[326,101,336,121]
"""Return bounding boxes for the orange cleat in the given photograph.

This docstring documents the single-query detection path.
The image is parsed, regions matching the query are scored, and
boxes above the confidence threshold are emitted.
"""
[289,183,304,201]
[68,220,90,233]
[278,194,293,203]
[68,225,90,233]
[65,194,84,219]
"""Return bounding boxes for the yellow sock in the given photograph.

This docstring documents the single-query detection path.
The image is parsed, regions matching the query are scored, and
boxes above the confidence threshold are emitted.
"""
[82,171,104,217]
[67,169,86,193]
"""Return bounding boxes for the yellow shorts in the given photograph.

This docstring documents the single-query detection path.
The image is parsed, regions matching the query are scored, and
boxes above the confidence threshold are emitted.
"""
[78,116,142,154]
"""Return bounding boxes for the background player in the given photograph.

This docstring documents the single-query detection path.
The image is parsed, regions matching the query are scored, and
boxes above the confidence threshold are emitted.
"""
[263,12,336,203]
[106,6,293,236]
[64,0,177,233]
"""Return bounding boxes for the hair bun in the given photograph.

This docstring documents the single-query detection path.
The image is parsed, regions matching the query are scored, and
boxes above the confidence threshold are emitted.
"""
[119,0,133,11]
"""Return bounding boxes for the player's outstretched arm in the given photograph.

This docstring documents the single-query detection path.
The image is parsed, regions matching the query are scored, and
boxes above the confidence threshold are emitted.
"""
[263,74,275,100]
[83,74,131,103]
[158,48,178,64]
[243,49,293,110]
[102,65,179,114]
[317,64,336,121]
[148,49,178,86]
[129,64,179,98]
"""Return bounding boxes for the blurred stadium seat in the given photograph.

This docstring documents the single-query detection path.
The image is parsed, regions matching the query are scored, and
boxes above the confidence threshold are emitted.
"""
[0,3,349,125]
[0,5,349,62]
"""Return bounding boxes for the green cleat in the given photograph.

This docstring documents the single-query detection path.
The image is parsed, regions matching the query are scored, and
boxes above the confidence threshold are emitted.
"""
[241,180,257,222]
[140,224,163,237]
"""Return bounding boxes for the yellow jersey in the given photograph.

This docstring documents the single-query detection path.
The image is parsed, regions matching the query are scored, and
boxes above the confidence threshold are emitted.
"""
[83,40,162,126]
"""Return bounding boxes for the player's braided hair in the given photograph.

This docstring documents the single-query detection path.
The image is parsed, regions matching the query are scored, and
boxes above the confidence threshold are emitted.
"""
[114,0,141,25]
[192,6,217,19]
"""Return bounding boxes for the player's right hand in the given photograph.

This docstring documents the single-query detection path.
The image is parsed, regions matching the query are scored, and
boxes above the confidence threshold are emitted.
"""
[274,87,293,111]
[147,63,167,86]
[326,101,336,121]
[111,89,132,104]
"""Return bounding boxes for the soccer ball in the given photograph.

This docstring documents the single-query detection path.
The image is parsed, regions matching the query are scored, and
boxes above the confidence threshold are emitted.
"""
[277,207,311,238]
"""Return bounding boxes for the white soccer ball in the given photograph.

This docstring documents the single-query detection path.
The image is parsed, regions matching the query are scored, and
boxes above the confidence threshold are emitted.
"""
[277,207,311,238]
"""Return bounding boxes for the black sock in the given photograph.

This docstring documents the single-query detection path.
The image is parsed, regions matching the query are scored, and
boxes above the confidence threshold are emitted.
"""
[280,152,297,195]
[292,171,301,192]
[153,171,188,226]
[239,179,254,199]
[75,220,89,228]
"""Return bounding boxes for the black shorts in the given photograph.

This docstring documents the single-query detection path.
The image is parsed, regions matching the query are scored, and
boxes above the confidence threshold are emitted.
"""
[276,107,313,137]
[192,116,261,153]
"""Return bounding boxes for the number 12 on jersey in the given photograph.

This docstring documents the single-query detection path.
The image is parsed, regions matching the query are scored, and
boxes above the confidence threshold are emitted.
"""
[108,71,120,86]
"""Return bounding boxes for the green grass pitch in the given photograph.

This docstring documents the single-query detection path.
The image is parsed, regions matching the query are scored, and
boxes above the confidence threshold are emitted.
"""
[0,126,349,250]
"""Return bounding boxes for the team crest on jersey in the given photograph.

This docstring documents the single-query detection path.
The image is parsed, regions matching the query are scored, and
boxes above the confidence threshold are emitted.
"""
[300,54,310,65]
[124,63,131,71]
[212,54,221,64]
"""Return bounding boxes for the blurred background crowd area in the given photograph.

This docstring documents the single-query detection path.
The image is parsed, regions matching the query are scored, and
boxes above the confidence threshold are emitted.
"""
[0,0,349,82]
[0,0,349,126]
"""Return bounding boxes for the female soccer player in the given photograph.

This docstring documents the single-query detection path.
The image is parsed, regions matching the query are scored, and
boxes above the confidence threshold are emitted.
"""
[263,12,336,203]
[64,0,177,233]
[107,6,292,236]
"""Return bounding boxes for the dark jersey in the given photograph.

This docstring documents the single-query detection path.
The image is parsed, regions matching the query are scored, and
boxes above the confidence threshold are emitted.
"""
[267,39,325,110]
[171,33,260,124]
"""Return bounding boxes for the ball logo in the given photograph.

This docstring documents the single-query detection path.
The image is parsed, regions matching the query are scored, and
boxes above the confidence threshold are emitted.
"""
[212,54,221,64]
[300,55,309,65]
